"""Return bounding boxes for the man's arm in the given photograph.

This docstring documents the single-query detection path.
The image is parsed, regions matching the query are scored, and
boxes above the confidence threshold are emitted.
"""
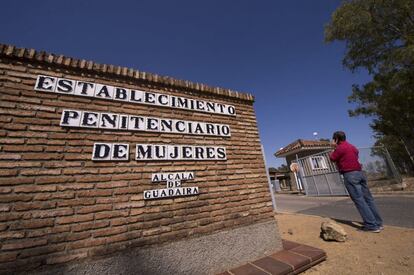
[329,147,342,162]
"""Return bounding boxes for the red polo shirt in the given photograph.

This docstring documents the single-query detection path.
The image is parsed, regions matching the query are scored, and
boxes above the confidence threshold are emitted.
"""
[329,141,362,173]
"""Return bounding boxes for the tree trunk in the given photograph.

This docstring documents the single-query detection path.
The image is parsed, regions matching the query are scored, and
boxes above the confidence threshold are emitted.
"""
[400,137,414,167]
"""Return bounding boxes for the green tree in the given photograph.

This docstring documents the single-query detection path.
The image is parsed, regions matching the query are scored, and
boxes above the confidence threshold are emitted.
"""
[276,164,289,171]
[325,0,414,174]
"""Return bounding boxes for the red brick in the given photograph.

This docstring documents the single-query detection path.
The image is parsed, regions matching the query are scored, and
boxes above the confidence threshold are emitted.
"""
[44,146,64,152]
[64,154,89,161]
[130,194,144,201]
[111,174,140,181]
[113,187,141,195]
[72,220,110,232]
[6,71,35,79]
[0,212,23,222]
[10,218,54,230]
[0,205,11,212]
[0,116,12,123]
[96,181,128,189]
[0,169,18,177]
[30,208,74,218]
[22,153,62,160]
[13,117,51,126]
[50,225,71,234]
[0,124,27,131]
[46,252,87,265]
[20,169,61,176]
[57,183,93,191]
[36,111,59,119]
[114,201,145,210]
[98,167,131,174]
[0,177,34,186]
[142,226,171,237]
[130,208,145,216]
[0,187,12,194]
[3,95,40,105]
[25,225,71,238]
[43,161,81,168]
[77,189,113,197]
[57,198,95,207]
[95,210,129,220]
[104,233,130,244]
[19,244,65,259]
[62,168,99,175]
[67,238,106,250]
[1,239,47,250]
[36,176,74,184]
[7,132,47,139]
[28,125,63,132]
[2,145,43,152]
[65,147,82,153]
[0,194,32,203]
[66,232,91,242]
[0,153,21,160]
[26,138,65,145]
[1,138,24,145]
[34,192,75,201]
[77,204,112,214]
[0,161,42,168]
[0,101,16,108]
[14,201,56,211]
[14,185,57,193]
[0,231,25,240]
[93,226,128,238]
[56,214,94,225]
[96,196,129,204]
[0,252,18,263]
[76,175,112,183]
[18,103,56,112]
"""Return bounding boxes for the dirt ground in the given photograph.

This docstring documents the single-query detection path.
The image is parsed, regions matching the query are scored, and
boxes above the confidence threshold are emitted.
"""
[275,213,414,275]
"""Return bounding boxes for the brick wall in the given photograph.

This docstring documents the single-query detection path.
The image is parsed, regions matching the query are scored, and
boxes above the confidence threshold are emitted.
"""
[0,45,274,272]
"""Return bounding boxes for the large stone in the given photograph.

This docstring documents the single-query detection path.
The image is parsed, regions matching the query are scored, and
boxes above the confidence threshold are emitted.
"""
[320,220,347,242]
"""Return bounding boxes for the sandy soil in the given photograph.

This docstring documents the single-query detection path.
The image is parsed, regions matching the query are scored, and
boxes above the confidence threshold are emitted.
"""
[275,213,414,275]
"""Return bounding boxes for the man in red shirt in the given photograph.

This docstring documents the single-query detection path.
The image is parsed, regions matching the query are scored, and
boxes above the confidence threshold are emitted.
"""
[330,131,383,233]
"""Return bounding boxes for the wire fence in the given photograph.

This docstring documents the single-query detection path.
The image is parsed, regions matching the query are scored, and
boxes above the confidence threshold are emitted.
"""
[358,146,402,190]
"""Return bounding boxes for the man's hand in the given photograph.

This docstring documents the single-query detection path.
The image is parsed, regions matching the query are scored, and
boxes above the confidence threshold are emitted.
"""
[330,139,337,148]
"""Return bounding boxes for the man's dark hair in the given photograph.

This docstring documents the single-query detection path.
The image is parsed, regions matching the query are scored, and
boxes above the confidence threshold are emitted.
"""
[332,131,346,143]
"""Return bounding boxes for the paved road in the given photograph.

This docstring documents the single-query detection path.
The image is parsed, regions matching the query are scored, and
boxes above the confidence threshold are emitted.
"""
[275,194,414,228]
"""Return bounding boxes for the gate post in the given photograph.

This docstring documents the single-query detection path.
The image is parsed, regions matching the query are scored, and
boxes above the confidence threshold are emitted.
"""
[383,146,402,183]
[296,154,309,195]
[262,145,277,211]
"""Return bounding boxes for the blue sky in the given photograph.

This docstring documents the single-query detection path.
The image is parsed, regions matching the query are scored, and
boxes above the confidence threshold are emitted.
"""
[0,0,375,168]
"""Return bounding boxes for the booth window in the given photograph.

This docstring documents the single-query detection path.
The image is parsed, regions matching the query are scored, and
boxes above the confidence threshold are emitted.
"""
[309,156,327,170]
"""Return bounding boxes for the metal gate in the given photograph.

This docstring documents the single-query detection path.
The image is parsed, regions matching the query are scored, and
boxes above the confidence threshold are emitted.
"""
[296,150,347,196]
[295,146,401,196]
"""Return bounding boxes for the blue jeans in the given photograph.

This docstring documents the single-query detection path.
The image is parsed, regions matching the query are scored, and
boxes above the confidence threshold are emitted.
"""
[343,171,383,230]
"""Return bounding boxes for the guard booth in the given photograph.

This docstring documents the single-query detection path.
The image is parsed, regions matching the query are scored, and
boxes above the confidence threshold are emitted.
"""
[295,146,402,196]
[274,139,333,193]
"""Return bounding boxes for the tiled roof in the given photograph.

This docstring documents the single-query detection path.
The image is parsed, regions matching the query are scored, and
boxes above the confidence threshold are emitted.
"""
[0,43,254,102]
[275,139,331,157]
[222,239,326,275]
[268,167,289,173]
